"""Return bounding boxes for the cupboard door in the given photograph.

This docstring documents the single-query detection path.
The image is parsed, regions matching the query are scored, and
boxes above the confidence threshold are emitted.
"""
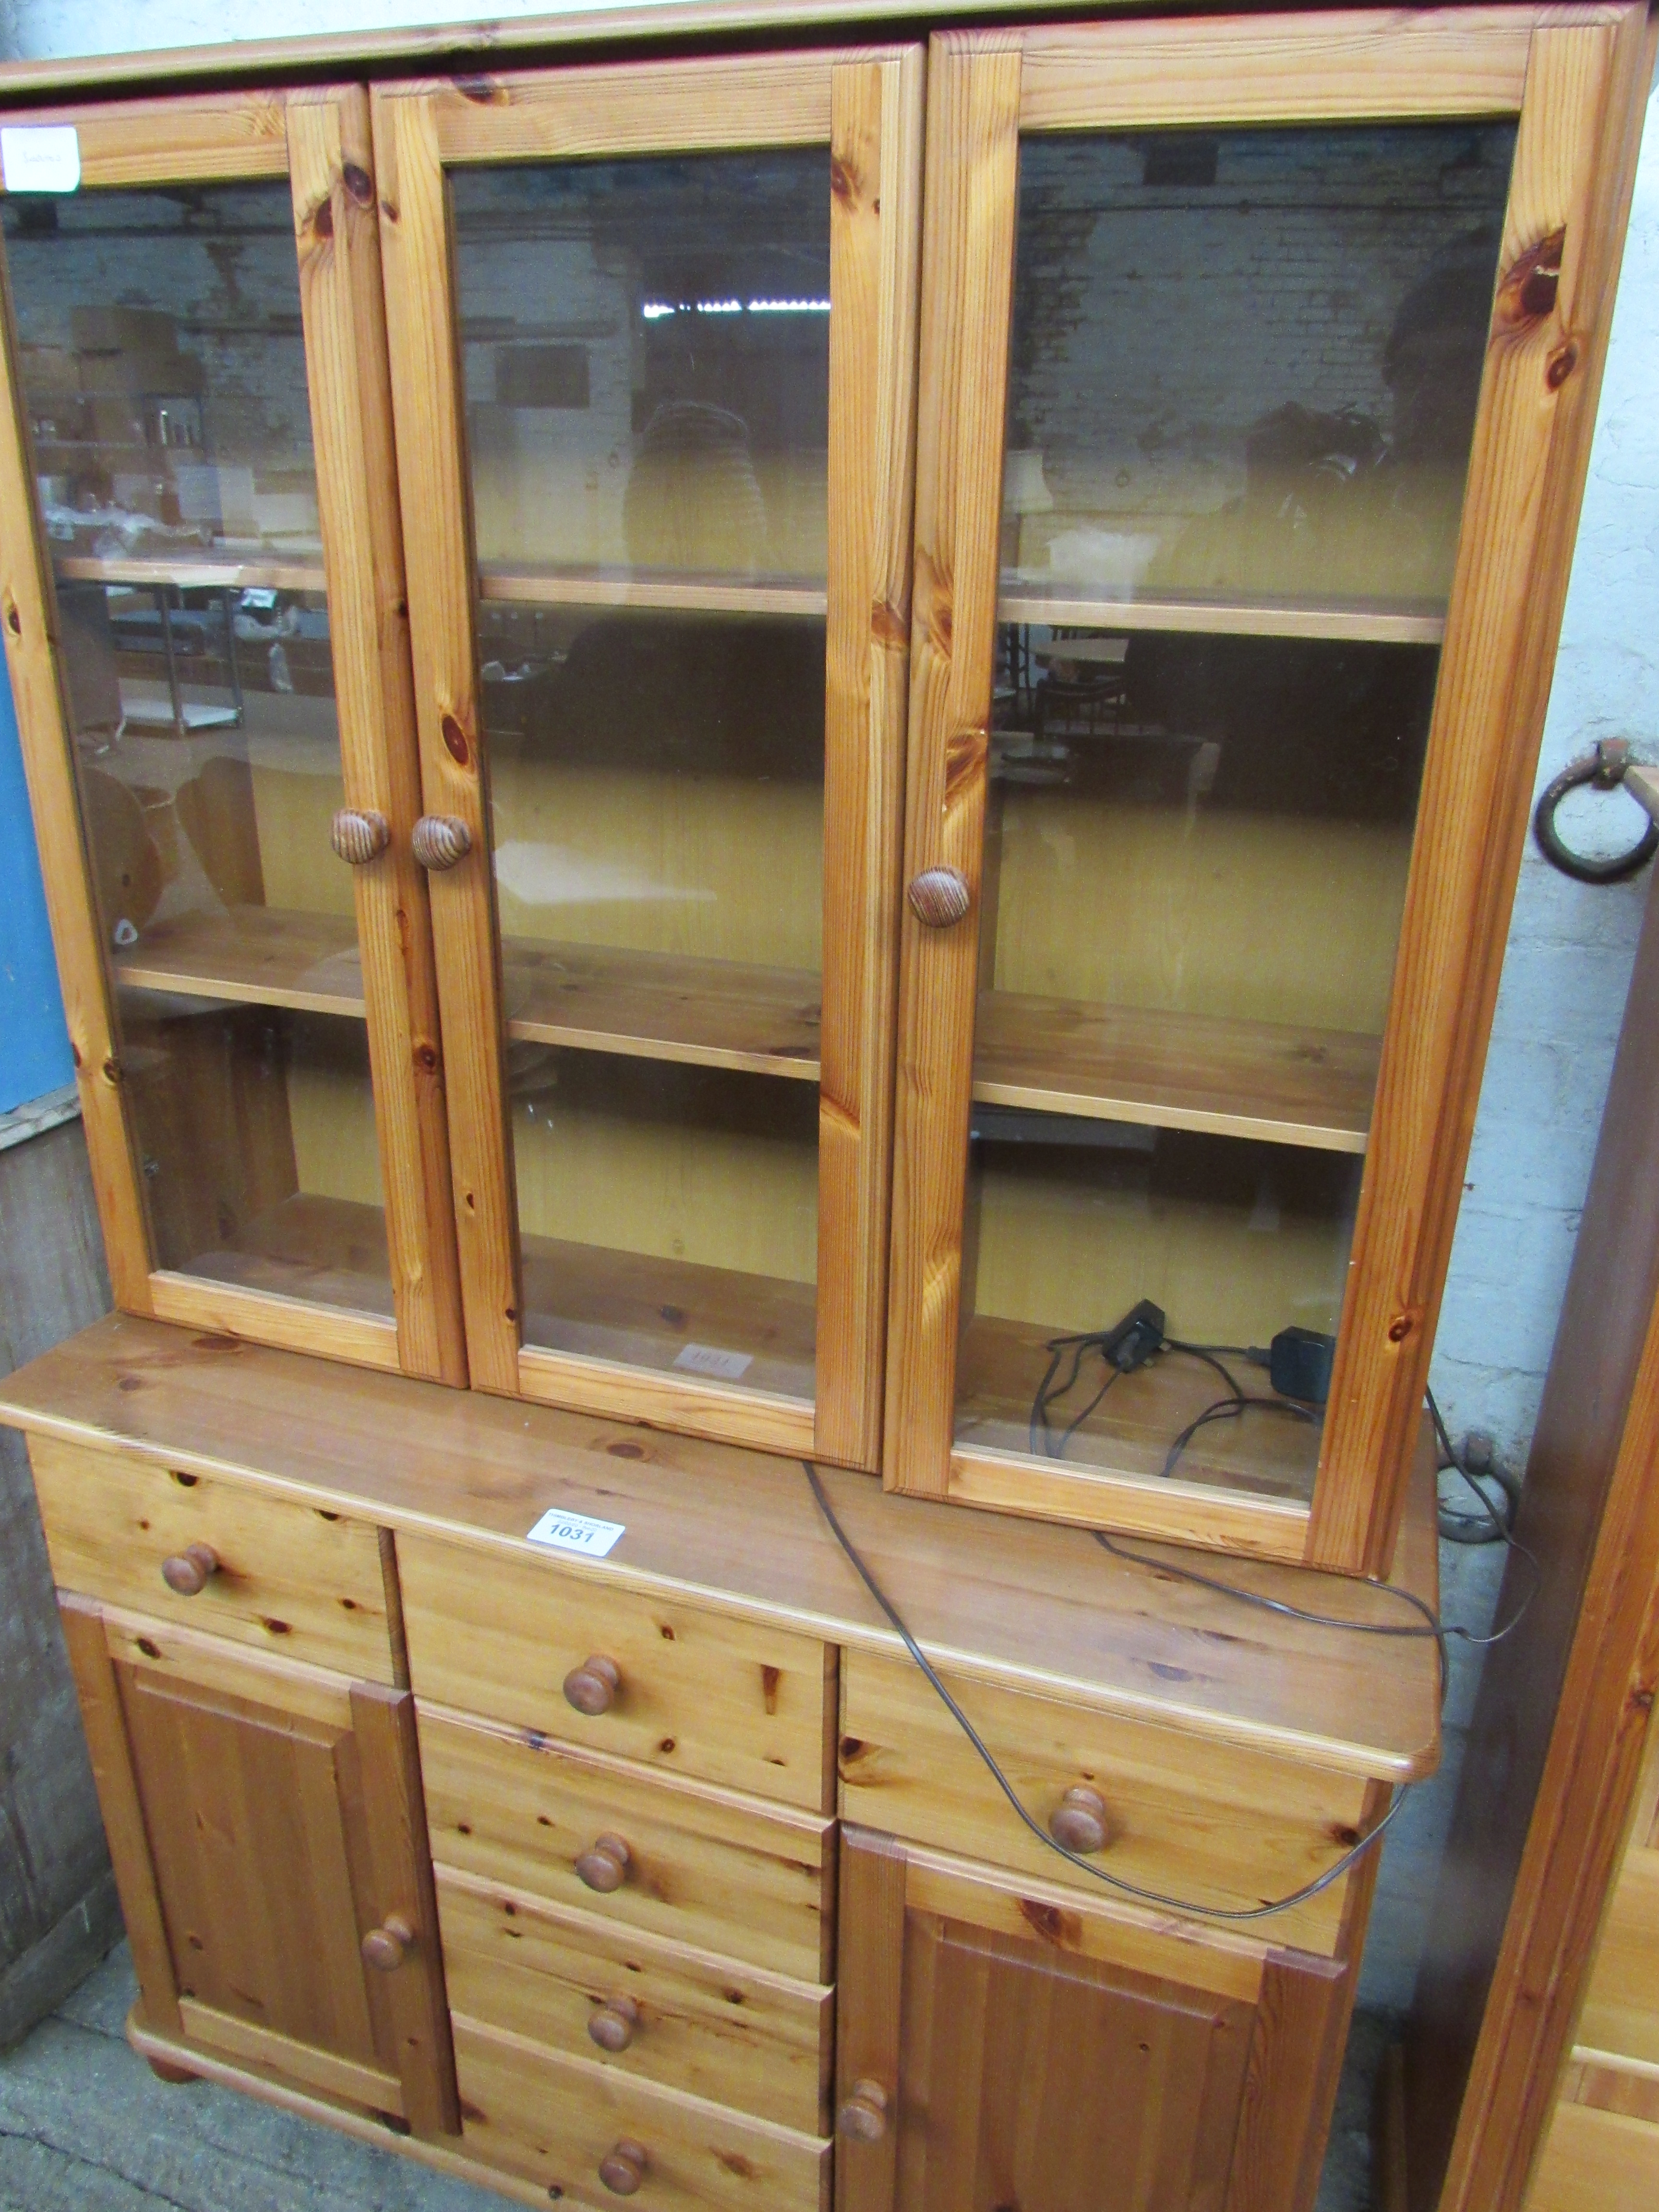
[58,1593,458,2137]
[835,1829,1352,2212]
[373,49,922,1464]
[885,6,1655,1570]
[0,88,465,1382]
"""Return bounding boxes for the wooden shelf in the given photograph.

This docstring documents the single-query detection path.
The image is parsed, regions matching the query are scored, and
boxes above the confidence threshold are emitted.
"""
[505,939,820,1080]
[167,1192,396,1320]
[997,583,1446,646]
[114,907,366,1018]
[957,1310,1321,1506]
[520,1233,817,1402]
[973,991,1379,1154]
[56,551,326,594]
[478,561,827,618]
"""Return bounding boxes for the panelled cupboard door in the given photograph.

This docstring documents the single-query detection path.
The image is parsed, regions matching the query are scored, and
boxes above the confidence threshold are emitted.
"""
[0,87,465,1385]
[885,5,1657,1572]
[56,1592,460,2137]
[834,1829,1352,2212]
[372,48,923,1466]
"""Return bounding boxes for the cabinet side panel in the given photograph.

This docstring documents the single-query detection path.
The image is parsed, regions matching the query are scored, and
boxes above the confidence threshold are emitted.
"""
[836,1827,905,2212]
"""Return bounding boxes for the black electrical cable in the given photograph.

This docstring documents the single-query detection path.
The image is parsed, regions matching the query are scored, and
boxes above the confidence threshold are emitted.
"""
[1030,1326,1313,1477]
[804,1458,1407,1922]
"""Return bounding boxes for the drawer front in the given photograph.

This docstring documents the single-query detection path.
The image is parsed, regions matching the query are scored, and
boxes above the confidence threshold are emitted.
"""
[399,1530,833,1810]
[840,1651,1373,1955]
[420,1704,833,1983]
[29,1436,397,1683]
[455,2013,829,2212]
[436,1867,830,2135]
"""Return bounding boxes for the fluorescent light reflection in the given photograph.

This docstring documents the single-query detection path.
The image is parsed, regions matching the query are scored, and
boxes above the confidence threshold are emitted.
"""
[640,298,831,320]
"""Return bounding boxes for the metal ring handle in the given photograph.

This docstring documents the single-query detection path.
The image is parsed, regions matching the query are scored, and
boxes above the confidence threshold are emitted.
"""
[1533,739,1659,885]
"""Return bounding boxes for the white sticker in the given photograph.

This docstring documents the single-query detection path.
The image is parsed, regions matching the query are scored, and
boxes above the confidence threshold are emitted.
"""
[1,126,81,195]
[526,1507,626,1559]
[673,1342,753,1380]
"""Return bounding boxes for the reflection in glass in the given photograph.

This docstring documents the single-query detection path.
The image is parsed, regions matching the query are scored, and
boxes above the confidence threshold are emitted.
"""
[514,1048,818,1397]
[452,150,831,584]
[1004,123,1516,615]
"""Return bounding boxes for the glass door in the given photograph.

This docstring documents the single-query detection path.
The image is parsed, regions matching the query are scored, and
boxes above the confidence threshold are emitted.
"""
[0,87,464,1382]
[887,9,1648,1570]
[374,49,922,1461]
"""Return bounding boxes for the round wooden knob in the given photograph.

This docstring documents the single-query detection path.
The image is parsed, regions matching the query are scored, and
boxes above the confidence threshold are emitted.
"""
[1049,1784,1110,1855]
[907,866,972,927]
[564,1655,622,1716]
[160,1542,218,1597]
[411,815,472,870]
[329,808,390,865]
[588,1995,641,2053]
[575,1833,631,1894]
[360,1912,415,1972]
[598,2140,647,2195]
[838,2080,889,2141]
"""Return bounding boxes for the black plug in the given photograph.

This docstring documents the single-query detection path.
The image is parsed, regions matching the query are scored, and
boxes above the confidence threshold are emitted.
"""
[1102,1298,1166,1374]
[1269,1327,1335,1405]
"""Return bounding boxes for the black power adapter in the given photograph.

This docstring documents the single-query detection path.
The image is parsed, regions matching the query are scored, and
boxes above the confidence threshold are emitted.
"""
[1100,1298,1166,1373]
[1264,1326,1336,1406]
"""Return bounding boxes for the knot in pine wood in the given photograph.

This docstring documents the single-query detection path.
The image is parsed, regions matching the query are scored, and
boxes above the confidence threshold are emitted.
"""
[1494,228,1565,331]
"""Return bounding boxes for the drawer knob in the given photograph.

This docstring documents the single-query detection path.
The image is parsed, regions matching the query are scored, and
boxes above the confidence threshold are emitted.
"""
[329,807,390,865]
[160,1543,219,1597]
[575,1833,631,1894]
[838,2080,890,2142]
[564,1654,622,1716]
[907,866,971,927]
[588,1995,641,2053]
[411,814,472,870]
[1049,1785,1110,1855]
[598,2140,647,2196]
[360,1912,415,1972]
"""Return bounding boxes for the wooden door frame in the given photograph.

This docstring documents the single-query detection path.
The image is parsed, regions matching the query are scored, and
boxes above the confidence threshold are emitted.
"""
[883,2,1655,1574]
[0,85,467,1384]
[372,45,924,1465]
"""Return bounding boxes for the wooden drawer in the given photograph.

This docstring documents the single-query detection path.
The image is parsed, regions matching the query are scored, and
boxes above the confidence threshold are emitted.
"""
[840,1650,1375,1955]
[454,2012,829,2212]
[29,1435,398,1683]
[420,1703,834,1983]
[435,1866,830,2135]
[398,1530,834,1810]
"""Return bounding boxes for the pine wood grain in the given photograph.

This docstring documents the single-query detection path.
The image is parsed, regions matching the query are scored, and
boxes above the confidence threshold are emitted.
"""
[435,1864,831,2133]
[479,562,827,616]
[0,89,289,184]
[0,223,153,1313]
[835,1829,905,2212]
[54,552,324,592]
[996,584,1446,644]
[116,906,367,1017]
[398,1526,833,1809]
[506,938,821,1080]
[814,49,923,1474]
[148,1267,402,1374]
[0,1311,1443,1783]
[452,2010,830,2212]
[31,1432,399,1680]
[373,82,521,1393]
[1525,2100,1659,2212]
[883,34,1022,1501]
[289,86,467,1389]
[174,1999,404,2116]
[1313,4,1656,1573]
[419,1703,834,1983]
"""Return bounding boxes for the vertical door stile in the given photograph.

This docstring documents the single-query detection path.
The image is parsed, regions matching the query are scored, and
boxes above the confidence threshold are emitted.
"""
[884,36,1022,1496]
[817,49,925,1470]
[288,85,469,1387]
[372,85,522,1394]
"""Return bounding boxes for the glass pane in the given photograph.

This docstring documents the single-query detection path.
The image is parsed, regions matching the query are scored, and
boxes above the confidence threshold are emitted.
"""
[1004,123,1516,619]
[453,150,831,588]
[3,185,388,1318]
[961,120,1515,1504]
[513,1048,818,1396]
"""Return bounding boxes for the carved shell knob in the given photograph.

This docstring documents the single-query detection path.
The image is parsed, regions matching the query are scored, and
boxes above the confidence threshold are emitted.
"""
[160,1542,218,1596]
[838,2080,890,2141]
[907,866,972,927]
[599,2141,647,2196]
[1049,1784,1110,1855]
[360,1912,415,1972]
[411,815,472,870]
[588,1996,640,2053]
[575,1833,631,1894]
[330,808,390,865]
[564,1655,622,1716]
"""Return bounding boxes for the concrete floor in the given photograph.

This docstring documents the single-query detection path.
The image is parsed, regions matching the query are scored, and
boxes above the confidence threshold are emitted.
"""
[1,1939,1380,2211]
